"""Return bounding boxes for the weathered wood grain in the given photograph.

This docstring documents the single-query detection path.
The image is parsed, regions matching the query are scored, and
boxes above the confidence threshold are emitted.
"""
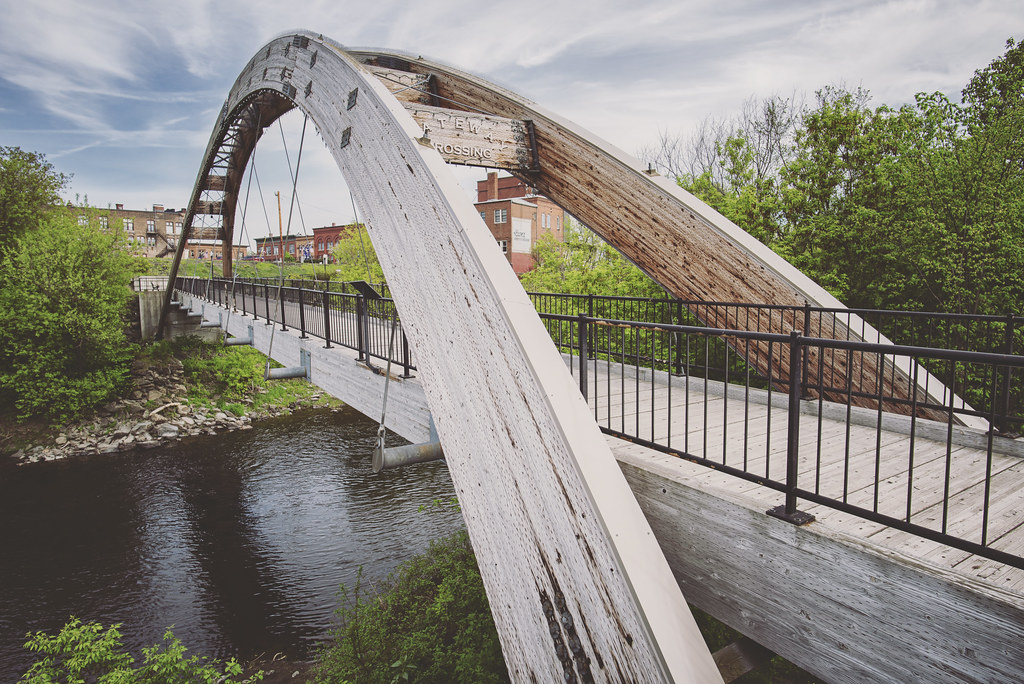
[403,103,533,169]
[349,49,975,427]
[174,32,723,683]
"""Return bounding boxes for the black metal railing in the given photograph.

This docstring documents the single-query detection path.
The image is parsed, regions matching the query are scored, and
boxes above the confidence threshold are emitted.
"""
[175,276,1024,569]
[538,310,1024,569]
[174,276,413,375]
[528,291,1022,430]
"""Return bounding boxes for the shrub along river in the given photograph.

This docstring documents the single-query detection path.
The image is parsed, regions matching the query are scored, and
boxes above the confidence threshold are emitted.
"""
[0,406,462,678]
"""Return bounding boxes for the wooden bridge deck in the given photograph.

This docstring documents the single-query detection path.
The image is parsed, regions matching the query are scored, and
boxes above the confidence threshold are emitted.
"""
[218,286,1024,590]
[182,288,1024,681]
[213,286,1024,591]
[580,357,1024,594]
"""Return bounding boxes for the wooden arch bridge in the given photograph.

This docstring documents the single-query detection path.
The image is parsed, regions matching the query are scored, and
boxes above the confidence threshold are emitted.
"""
[159,31,1024,683]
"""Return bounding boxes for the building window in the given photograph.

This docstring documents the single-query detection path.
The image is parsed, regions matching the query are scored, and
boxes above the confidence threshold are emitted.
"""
[147,219,156,234]
[124,218,133,232]
[318,241,324,251]
[77,215,88,226]
[498,239,508,253]
[175,222,182,234]
[480,211,486,221]
[98,216,108,229]
[289,244,295,254]
[494,208,507,224]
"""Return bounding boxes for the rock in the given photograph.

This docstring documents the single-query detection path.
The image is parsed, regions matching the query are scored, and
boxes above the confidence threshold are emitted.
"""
[130,420,153,435]
[214,412,227,421]
[147,389,164,402]
[97,442,119,454]
[138,440,160,449]
[55,435,68,446]
[112,423,132,438]
[155,423,179,439]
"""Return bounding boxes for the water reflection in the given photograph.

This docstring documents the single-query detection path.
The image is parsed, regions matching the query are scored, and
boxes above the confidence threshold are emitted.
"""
[0,407,461,677]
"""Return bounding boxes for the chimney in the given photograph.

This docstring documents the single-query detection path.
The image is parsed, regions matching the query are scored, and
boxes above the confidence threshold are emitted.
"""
[486,171,498,201]
[115,203,123,210]
[153,204,164,213]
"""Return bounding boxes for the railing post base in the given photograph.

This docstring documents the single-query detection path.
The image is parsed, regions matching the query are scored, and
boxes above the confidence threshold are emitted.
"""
[766,505,815,526]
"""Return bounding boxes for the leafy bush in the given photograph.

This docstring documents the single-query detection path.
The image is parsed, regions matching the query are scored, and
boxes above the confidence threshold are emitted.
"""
[19,617,262,683]
[0,212,141,420]
[181,342,267,402]
[312,530,508,684]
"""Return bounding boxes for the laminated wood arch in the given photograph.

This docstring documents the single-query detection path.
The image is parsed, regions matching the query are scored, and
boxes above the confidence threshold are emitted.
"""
[161,31,724,682]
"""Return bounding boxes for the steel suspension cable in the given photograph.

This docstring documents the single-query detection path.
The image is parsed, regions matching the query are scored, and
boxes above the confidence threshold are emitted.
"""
[265,115,308,379]
[223,134,261,339]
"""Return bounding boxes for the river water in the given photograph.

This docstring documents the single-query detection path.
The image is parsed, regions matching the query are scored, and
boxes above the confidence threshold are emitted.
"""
[0,407,462,679]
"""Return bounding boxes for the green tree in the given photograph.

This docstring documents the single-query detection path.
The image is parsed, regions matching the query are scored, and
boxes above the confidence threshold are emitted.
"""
[330,224,386,284]
[0,147,68,252]
[20,617,261,683]
[520,223,664,298]
[0,211,142,420]
[313,530,508,684]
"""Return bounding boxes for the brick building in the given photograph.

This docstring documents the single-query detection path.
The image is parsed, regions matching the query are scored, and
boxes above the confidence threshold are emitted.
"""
[475,172,564,273]
[312,222,361,262]
[73,203,245,261]
[254,234,316,262]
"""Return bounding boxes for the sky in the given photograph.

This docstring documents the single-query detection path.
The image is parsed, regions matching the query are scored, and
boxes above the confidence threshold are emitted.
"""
[0,0,1021,246]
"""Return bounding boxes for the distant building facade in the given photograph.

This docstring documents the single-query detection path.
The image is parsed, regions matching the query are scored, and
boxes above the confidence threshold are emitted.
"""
[254,234,315,262]
[474,172,565,274]
[73,203,246,261]
[312,222,361,262]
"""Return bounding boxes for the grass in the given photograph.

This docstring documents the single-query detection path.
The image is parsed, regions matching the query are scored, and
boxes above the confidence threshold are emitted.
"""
[139,336,338,415]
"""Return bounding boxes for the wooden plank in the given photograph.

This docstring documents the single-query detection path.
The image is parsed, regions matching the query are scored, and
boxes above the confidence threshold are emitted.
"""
[367,66,432,104]
[614,444,1024,684]
[402,103,534,170]
[349,49,977,428]
[195,33,723,683]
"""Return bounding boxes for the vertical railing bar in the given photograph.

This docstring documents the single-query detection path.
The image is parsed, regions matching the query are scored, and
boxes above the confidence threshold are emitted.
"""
[906,361,920,522]
[781,330,804,515]
[982,367,1000,547]
[578,314,589,402]
[942,358,956,534]
[873,352,886,514]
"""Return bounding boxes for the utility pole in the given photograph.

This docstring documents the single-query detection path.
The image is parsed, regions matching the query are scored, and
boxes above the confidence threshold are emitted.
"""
[275,191,283,263]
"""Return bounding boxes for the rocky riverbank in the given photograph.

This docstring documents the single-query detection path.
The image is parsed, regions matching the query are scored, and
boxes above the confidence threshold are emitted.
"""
[10,353,335,466]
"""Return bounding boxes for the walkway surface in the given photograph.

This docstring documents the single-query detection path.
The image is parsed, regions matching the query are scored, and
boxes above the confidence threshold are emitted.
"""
[219,285,1024,593]
[581,355,1024,595]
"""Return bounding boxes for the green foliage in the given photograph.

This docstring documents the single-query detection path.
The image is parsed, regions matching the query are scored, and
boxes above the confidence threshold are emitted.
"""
[0,212,142,420]
[313,530,508,684]
[180,340,267,402]
[519,223,664,298]
[0,147,68,253]
[145,336,324,414]
[330,225,386,284]
[19,617,261,683]
[661,39,1024,319]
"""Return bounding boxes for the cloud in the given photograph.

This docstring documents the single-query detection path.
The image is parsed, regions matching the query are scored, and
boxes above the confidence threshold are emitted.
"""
[1,0,1022,223]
